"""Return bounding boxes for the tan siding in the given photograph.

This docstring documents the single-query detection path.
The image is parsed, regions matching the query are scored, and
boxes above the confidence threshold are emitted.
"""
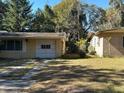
[55,39,65,57]
[0,39,36,58]
[110,36,124,56]
[103,37,111,57]
[103,35,124,57]
[56,40,62,57]
[62,39,66,54]
[26,39,36,58]
[0,51,26,58]
[0,39,65,58]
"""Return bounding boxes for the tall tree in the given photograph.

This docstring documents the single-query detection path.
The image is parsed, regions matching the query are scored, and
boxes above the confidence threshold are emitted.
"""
[32,5,56,32]
[108,0,124,27]
[53,0,106,40]
[42,5,56,32]
[53,0,84,40]
[53,0,78,32]
[81,5,107,32]
[109,0,123,8]
[0,0,6,30]
[31,9,45,32]
[3,0,32,32]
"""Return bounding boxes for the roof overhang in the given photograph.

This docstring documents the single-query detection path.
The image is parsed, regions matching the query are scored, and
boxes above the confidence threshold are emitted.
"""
[0,32,67,41]
[95,28,124,37]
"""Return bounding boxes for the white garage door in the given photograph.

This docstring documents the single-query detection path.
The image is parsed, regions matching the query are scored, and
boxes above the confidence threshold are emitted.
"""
[36,40,56,58]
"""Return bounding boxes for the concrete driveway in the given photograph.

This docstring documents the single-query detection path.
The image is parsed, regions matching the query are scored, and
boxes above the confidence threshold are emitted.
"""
[0,59,48,93]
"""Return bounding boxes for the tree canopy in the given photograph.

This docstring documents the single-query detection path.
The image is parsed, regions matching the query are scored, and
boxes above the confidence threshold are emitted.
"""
[0,0,6,30]
[53,0,106,39]
[106,0,124,27]
[31,5,56,32]
[2,0,32,32]
[0,0,124,39]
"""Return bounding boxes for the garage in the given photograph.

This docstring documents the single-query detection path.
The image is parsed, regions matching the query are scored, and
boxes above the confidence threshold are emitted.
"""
[36,40,56,58]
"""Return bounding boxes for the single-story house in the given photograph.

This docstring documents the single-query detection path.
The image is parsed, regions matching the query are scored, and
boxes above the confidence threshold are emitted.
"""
[90,28,124,57]
[0,31,66,59]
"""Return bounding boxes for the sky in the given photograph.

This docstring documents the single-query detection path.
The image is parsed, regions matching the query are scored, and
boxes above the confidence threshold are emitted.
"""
[30,0,61,12]
[30,0,109,12]
[85,0,109,9]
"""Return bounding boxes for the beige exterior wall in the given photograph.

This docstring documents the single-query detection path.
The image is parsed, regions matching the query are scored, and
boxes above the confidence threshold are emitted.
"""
[0,39,36,58]
[103,35,124,57]
[26,39,36,58]
[55,39,66,57]
[91,33,124,57]
[0,39,65,59]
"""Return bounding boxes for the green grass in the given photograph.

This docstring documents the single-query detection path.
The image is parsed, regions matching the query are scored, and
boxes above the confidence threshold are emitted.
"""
[30,57,124,93]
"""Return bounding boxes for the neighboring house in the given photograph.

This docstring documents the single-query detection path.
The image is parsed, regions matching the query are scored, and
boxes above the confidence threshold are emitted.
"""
[90,28,124,57]
[0,32,66,58]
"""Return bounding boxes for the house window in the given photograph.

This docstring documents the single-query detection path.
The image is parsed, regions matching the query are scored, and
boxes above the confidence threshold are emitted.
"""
[0,40,22,51]
[41,45,51,49]
[15,40,22,50]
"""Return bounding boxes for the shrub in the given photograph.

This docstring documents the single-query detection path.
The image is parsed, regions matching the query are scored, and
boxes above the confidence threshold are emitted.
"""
[65,39,87,59]
[89,51,96,55]
[62,50,86,59]
[61,53,80,59]
[75,38,86,50]
[88,45,96,55]
[67,41,79,53]
[75,38,90,53]
[78,49,86,58]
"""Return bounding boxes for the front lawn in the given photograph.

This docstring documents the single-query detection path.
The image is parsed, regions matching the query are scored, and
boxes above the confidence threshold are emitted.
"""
[30,57,124,93]
[0,59,37,80]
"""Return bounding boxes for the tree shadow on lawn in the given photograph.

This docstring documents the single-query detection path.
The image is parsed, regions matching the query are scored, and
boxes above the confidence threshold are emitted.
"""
[31,65,124,93]
[0,68,32,80]
[35,59,69,66]
[46,60,69,65]
[32,86,124,93]
[0,59,36,80]
[0,59,34,67]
